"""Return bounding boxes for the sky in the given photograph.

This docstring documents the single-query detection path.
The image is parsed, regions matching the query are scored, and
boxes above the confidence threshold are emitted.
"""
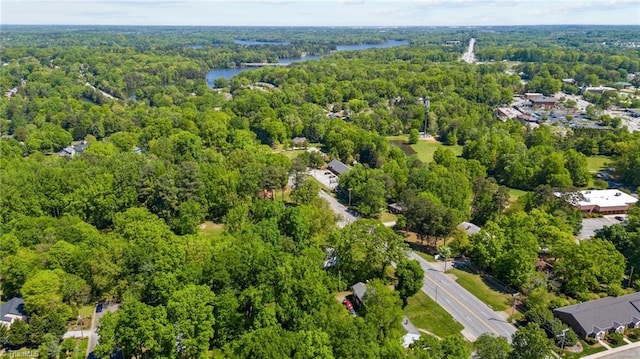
[2,0,639,26]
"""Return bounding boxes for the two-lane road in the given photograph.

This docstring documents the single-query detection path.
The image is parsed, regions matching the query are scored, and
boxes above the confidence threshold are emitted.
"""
[319,190,516,341]
[409,252,516,342]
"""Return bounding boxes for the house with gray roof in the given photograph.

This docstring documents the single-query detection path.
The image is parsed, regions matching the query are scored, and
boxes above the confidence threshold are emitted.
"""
[0,297,27,327]
[554,291,640,340]
[327,159,350,176]
[352,282,367,308]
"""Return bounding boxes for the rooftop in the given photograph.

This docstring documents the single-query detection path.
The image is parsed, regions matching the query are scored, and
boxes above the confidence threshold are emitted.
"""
[554,291,640,336]
[457,222,481,236]
[573,189,638,208]
[328,159,351,175]
[1,297,27,323]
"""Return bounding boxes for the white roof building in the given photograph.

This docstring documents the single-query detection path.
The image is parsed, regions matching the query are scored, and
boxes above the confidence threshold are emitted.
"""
[561,189,638,215]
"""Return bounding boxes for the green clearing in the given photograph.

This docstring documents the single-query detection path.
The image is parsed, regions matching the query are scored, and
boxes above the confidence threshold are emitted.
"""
[447,268,511,311]
[199,221,225,237]
[281,149,307,159]
[586,155,612,173]
[412,140,463,163]
[379,211,398,223]
[403,291,464,338]
[508,187,529,203]
[386,135,463,163]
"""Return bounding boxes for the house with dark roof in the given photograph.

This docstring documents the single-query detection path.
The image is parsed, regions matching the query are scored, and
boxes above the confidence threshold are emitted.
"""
[0,297,27,327]
[352,282,367,308]
[327,159,351,176]
[554,291,640,340]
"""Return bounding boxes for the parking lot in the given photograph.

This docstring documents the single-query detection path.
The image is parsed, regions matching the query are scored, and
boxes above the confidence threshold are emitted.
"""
[580,215,626,239]
[309,168,339,190]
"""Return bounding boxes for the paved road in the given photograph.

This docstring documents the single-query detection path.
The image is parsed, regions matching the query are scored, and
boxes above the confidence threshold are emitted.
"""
[319,190,356,228]
[410,252,516,342]
[583,341,640,359]
[318,192,517,342]
[462,38,476,63]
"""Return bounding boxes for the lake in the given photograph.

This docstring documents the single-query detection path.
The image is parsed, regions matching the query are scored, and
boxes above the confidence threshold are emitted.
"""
[388,140,417,156]
[206,40,409,86]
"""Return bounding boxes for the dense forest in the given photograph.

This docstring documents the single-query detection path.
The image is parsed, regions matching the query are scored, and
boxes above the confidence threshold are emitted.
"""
[1,25,640,359]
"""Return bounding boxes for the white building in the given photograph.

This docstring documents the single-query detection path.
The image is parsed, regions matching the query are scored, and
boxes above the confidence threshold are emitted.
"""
[562,189,638,215]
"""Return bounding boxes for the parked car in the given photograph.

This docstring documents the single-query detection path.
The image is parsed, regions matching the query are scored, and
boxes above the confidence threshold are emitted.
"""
[96,302,103,313]
[615,216,625,222]
[324,171,331,175]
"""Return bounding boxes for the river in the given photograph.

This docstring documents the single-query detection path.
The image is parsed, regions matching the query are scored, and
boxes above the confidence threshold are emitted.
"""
[206,40,409,86]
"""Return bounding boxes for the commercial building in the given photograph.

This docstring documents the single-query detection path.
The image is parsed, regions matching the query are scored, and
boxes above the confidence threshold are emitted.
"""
[562,189,638,215]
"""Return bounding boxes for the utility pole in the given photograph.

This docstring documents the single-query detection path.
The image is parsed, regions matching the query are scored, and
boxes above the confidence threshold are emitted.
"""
[435,284,438,303]
[558,328,569,352]
[629,266,634,288]
[511,292,520,323]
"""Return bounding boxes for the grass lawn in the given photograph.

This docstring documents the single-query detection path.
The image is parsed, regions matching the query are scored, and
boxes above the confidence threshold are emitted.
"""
[447,268,511,311]
[199,221,225,237]
[508,187,529,203]
[411,140,463,163]
[414,251,436,262]
[562,340,606,359]
[281,149,307,159]
[385,135,463,163]
[70,338,89,359]
[586,155,612,173]
[379,211,397,223]
[78,305,94,318]
[403,291,464,338]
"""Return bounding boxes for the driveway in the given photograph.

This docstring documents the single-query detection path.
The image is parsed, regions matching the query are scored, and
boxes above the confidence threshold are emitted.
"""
[87,303,119,357]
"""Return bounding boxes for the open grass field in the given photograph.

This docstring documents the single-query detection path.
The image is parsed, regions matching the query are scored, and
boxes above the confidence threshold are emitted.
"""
[586,155,612,173]
[386,135,463,163]
[447,268,511,311]
[403,291,464,338]
[379,211,398,223]
[412,140,463,163]
[199,221,225,237]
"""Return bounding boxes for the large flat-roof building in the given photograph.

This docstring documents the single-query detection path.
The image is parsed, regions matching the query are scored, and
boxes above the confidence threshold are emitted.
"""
[554,292,640,340]
[563,190,638,215]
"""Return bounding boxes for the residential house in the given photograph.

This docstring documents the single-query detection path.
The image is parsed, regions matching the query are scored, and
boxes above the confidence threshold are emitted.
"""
[402,316,421,348]
[554,291,640,340]
[58,140,89,158]
[0,297,27,328]
[352,282,367,308]
[388,203,405,214]
[327,159,351,176]
[291,137,308,148]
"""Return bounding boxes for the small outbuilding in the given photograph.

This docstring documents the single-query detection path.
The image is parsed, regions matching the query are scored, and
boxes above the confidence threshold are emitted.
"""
[457,222,481,236]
